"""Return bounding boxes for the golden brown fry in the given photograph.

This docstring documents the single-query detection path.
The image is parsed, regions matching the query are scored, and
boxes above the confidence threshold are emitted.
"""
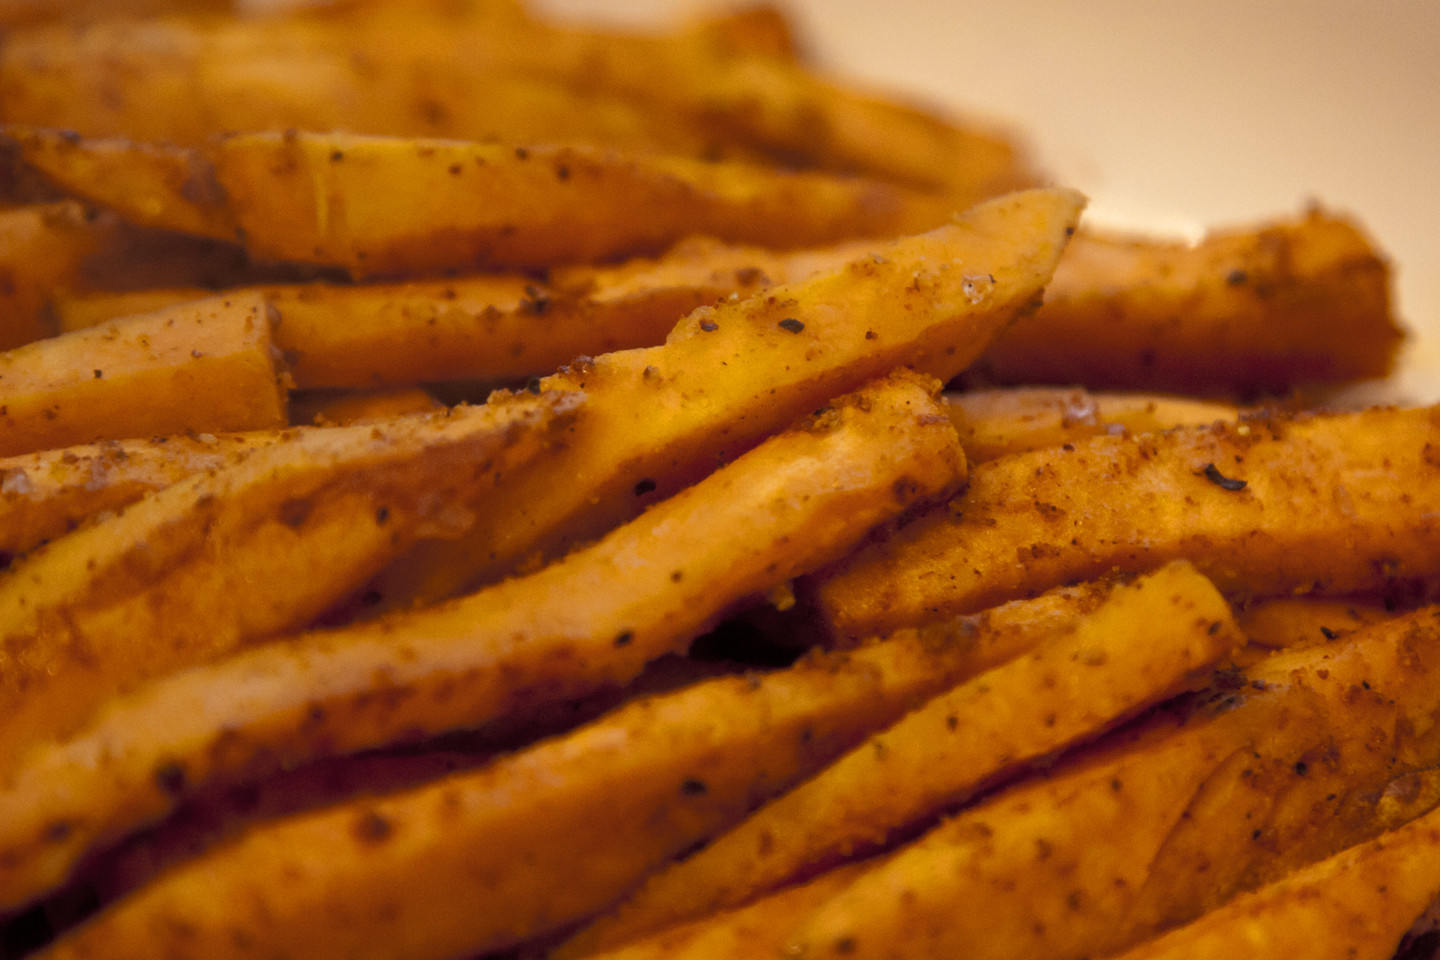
[0,370,963,915]
[28,627,996,960]
[52,236,875,389]
[0,292,287,457]
[945,386,1238,461]
[562,561,1245,956]
[1101,804,1440,960]
[811,404,1440,641]
[8,127,955,277]
[369,187,1084,607]
[0,431,274,563]
[782,606,1440,960]
[0,391,580,775]
[972,210,1403,394]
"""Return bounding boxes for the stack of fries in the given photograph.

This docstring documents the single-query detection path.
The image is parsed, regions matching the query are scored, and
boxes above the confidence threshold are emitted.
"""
[0,1,1436,959]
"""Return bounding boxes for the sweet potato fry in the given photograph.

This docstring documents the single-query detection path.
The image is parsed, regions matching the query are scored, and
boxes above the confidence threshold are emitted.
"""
[52,236,874,389]
[7,127,956,277]
[972,210,1403,394]
[0,391,581,774]
[945,386,1238,461]
[562,561,1245,956]
[0,201,106,349]
[0,291,287,457]
[1101,804,1440,960]
[811,404,1440,641]
[27,625,997,960]
[0,431,274,564]
[0,370,963,914]
[781,605,1440,960]
[369,187,1085,607]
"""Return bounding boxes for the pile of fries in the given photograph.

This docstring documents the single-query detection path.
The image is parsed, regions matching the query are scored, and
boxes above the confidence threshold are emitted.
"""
[1,1,1437,958]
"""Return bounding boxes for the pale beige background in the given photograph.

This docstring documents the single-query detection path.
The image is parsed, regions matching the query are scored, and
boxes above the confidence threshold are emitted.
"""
[537,0,1440,403]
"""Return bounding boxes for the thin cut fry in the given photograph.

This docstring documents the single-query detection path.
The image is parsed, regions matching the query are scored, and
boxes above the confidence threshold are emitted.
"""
[811,404,1440,641]
[562,560,1244,956]
[0,291,287,457]
[0,369,963,914]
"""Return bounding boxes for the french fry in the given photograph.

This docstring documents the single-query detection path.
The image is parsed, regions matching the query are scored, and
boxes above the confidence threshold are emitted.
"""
[972,210,1403,394]
[52,236,874,389]
[25,621,1004,960]
[0,370,964,914]
[945,386,1238,461]
[0,291,287,457]
[811,404,1440,641]
[0,390,581,775]
[367,186,1084,607]
[7,127,957,277]
[561,560,1245,955]
[781,605,1440,960]
[1100,803,1440,960]
[0,431,275,564]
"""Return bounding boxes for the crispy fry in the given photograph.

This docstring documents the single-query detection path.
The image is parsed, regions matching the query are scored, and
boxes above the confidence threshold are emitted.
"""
[7,127,956,277]
[0,291,287,457]
[26,626,999,960]
[52,236,875,389]
[562,561,1245,955]
[0,391,580,775]
[972,210,1403,394]
[368,187,1084,607]
[811,404,1440,641]
[782,606,1440,960]
[945,386,1238,461]
[0,370,963,914]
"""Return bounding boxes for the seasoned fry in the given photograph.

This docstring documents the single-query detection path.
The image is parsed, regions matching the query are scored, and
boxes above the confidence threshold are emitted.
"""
[0,292,286,457]
[562,561,1245,955]
[0,371,962,915]
[0,431,274,563]
[25,623,1005,960]
[781,606,1440,960]
[811,404,1440,641]
[0,391,581,775]
[1235,597,1392,653]
[0,202,105,349]
[945,386,1238,461]
[973,210,1402,394]
[368,187,1084,607]
[52,236,874,389]
[7,127,956,277]
[1101,804,1440,960]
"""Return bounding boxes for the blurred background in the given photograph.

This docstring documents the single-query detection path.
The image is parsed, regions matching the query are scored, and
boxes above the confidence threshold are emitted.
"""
[536,0,1440,403]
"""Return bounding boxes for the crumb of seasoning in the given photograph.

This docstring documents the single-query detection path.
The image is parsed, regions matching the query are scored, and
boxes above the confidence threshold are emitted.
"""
[1202,462,1247,491]
[699,319,719,332]
[525,376,542,394]
[777,317,805,333]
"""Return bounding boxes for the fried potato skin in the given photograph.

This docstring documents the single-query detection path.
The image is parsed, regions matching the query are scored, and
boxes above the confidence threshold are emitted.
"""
[812,404,1440,641]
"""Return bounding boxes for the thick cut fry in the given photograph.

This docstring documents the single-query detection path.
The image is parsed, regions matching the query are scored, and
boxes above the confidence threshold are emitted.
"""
[0,431,275,563]
[0,201,105,349]
[562,561,1245,956]
[0,292,287,457]
[1102,804,1440,960]
[52,236,875,389]
[972,210,1403,394]
[369,187,1085,607]
[782,606,1440,960]
[812,404,1440,641]
[0,370,963,914]
[29,628,997,960]
[8,127,956,277]
[945,386,1238,461]
[0,392,581,775]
